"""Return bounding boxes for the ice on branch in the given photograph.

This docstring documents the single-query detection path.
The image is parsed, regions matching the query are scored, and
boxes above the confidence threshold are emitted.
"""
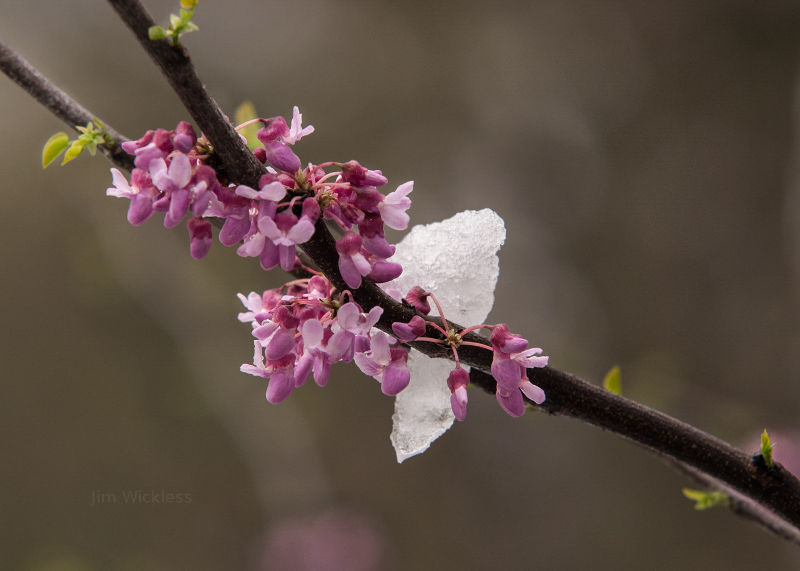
[382,209,506,462]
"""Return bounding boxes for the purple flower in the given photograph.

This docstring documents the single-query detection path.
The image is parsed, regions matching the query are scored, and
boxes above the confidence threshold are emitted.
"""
[235,180,286,202]
[258,209,315,271]
[340,160,388,188]
[354,331,410,396]
[367,260,403,284]
[391,315,427,342]
[173,121,197,153]
[206,186,252,246]
[335,233,372,289]
[240,342,297,404]
[257,116,290,143]
[403,286,431,315]
[490,324,548,417]
[446,367,470,421]
[263,140,301,173]
[106,168,157,226]
[187,217,213,259]
[378,181,413,230]
[329,302,383,362]
[358,215,395,259]
[150,153,193,228]
[283,106,315,145]
[293,318,334,387]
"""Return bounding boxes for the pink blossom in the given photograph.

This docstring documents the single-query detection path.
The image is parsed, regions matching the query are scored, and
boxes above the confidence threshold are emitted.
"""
[186,217,212,259]
[447,367,470,421]
[403,286,431,315]
[378,181,413,230]
[354,331,410,396]
[391,315,427,342]
[283,105,315,145]
[340,160,388,188]
[335,233,372,289]
[490,324,548,417]
[258,209,315,271]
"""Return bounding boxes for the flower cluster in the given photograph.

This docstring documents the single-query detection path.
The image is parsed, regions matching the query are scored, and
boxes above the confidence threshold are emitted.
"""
[388,289,548,420]
[237,276,410,402]
[105,106,548,426]
[106,120,220,259]
[107,107,412,282]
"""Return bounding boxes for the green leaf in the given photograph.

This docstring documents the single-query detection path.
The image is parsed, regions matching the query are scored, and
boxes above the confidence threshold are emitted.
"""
[148,25,167,40]
[602,365,622,394]
[61,140,85,165]
[682,488,729,510]
[234,100,262,150]
[761,429,774,468]
[42,132,69,168]
[169,13,181,27]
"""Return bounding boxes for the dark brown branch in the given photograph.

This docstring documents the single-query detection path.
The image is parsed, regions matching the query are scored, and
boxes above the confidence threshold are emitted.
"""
[4,0,799,546]
[0,40,134,171]
[106,0,264,188]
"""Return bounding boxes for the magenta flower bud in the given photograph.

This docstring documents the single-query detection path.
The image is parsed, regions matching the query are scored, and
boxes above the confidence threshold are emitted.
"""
[153,128,174,153]
[122,130,154,154]
[302,197,321,223]
[403,286,431,315]
[362,235,395,259]
[253,146,267,163]
[447,367,470,393]
[187,217,213,259]
[263,140,301,173]
[193,164,217,188]
[257,116,290,143]
[367,261,403,283]
[353,187,383,212]
[451,386,468,421]
[219,215,251,246]
[259,172,280,187]
[340,160,388,187]
[392,315,427,341]
[381,347,411,396]
[336,232,362,255]
[127,192,154,226]
[336,232,370,289]
[448,367,471,422]
[358,215,384,239]
[491,324,528,354]
[272,305,300,330]
[173,121,197,152]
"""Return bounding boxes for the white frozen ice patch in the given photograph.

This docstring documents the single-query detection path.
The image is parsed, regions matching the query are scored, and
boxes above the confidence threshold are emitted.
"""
[382,209,506,462]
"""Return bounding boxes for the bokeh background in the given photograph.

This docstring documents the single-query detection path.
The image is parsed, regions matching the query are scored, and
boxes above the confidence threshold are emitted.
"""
[2,0,800,569]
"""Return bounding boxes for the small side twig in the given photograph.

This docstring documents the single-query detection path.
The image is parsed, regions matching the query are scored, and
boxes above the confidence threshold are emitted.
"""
[0,40,133,171]
[106,0,264,188]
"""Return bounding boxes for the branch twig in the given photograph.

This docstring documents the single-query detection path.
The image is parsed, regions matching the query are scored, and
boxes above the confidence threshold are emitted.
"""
[0,40,134,171]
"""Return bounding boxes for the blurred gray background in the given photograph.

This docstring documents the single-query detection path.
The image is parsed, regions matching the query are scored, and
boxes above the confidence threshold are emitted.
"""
[2,0,800,569]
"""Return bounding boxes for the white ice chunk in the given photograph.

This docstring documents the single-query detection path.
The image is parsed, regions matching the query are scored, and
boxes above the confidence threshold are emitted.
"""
[383,209,506,462]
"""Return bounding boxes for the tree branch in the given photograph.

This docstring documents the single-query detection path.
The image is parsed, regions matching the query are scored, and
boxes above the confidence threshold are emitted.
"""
[106,0,264,188]
[0,40,134,172]
[3,0,800,546]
